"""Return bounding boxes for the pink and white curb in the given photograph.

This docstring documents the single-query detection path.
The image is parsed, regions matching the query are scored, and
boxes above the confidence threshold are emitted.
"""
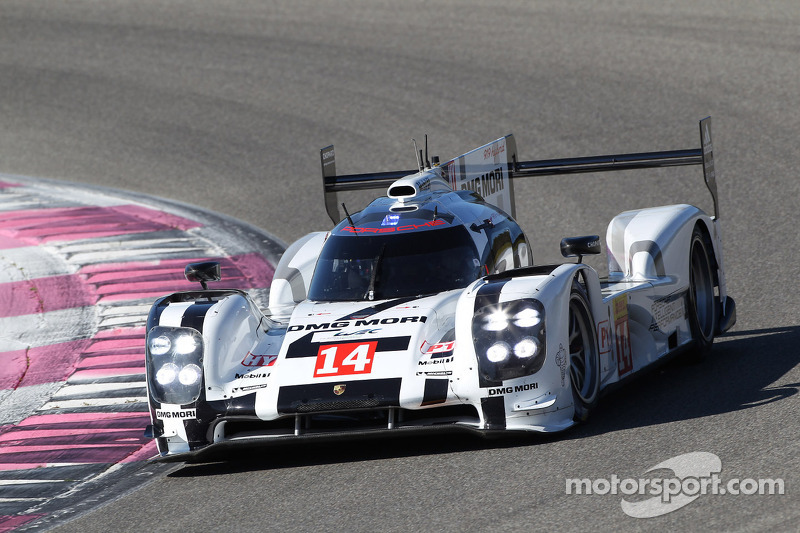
[0,176,284,531]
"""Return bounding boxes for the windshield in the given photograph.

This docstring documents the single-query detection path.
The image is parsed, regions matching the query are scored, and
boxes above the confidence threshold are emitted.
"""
[308,226,482,301]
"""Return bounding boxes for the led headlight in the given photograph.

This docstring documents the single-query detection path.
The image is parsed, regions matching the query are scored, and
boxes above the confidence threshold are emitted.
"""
[149,335,171,355]
[513,307,542,328]
[146,326,204,405]
[178,364,202,386]
[482,310,509,332]
[155,362,179,385]
[486,342,511,362]
[472,298,546,384]
[513,337,539,358]
[174,334,198,354]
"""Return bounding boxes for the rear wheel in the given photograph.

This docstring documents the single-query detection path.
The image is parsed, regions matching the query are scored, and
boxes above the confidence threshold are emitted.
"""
[687,227,717,358]
[568,282,600,422]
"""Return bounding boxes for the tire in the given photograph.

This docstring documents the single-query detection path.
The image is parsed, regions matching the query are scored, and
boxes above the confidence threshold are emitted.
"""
[568,282,600,422]
[687,227,718,359]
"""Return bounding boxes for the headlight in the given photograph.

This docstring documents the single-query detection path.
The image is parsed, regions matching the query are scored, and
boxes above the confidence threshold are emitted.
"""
[486,342,510,362]
[514,337,540,358]
[472,299,546,384]
[178,364,203,386]
[155,362,180,385]
[513,307,542,328]
[482,310,509,332]
[174,335,198,354]
[149,335,171,355]
[146,326,204,405]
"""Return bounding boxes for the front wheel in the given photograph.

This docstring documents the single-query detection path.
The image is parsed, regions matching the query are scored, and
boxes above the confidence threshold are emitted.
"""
[568,282,600,422]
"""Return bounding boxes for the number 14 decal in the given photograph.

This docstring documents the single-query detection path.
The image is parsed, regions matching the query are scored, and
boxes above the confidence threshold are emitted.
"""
[314,342,378,377]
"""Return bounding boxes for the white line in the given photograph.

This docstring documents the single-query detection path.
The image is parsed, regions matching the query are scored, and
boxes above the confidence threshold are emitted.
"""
[57,237,202,254]
[66,247,208,264]
[53,382,146,398]
[97,316,148,329]
[98,304,152,316]
[39,397,148,410]
[68,371,144,384]
[0,307,97,350]
[0,246,77,281]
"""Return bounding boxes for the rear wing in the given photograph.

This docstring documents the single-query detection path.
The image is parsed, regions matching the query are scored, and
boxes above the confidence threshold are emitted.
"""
[320,117,718,224]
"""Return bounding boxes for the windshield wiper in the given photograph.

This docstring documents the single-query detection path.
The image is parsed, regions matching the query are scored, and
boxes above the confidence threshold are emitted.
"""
[365,244,386,301]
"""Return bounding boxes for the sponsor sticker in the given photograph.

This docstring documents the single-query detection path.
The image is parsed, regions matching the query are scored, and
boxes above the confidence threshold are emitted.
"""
[418,357,453,366]
[241,352,278,367]
[416,370,453,377]
[288,315,427,332]
[614,295,633,376]
[487,382,539,396]
[425,340,455,354]
[156,409,196,420]
[649,292,687,333]
[234,383,269,393]
[597,320,611,355]
[235,372,268,379]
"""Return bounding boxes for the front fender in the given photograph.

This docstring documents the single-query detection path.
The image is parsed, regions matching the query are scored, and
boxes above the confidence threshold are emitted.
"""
[451,263,602,430]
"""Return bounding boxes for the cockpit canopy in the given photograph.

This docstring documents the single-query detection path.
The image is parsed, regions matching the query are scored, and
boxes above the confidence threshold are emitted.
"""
[307,225,482,302]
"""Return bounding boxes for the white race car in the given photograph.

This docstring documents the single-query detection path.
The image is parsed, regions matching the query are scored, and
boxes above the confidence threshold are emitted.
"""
[144,118,735,461]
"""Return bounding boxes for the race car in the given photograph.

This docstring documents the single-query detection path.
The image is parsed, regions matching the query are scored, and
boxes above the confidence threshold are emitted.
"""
[144,118,736,461]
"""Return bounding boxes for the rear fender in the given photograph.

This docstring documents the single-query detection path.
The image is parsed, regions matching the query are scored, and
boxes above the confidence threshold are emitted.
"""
[606,204,710,286]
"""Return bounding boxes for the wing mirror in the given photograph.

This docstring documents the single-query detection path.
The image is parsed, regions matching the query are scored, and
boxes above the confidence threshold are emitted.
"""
[184,261,221,290]
[560,236,601,264]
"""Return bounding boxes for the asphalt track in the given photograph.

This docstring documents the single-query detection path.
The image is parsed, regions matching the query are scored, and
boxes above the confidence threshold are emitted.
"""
[1,1,798,531]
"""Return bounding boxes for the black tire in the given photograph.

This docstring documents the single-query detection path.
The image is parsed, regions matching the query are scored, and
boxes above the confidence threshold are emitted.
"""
[568,282,600,422]
[687,227,718,359]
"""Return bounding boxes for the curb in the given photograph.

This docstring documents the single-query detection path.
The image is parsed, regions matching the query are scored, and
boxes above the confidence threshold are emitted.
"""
[0,175,285,531]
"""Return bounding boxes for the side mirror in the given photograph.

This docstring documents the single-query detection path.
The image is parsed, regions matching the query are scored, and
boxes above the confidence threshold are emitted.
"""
[560,235,601,264]
[185,261,221,290]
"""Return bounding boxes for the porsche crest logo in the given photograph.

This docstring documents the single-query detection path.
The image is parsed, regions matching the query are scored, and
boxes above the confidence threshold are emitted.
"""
[333,384,346,395]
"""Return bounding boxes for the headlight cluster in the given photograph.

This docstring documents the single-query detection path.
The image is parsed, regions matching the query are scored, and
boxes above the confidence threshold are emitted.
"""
[146,326,204,405]
[472,299,546,384]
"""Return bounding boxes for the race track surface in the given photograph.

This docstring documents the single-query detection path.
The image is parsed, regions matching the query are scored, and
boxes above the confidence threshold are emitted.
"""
[1,1,798,531]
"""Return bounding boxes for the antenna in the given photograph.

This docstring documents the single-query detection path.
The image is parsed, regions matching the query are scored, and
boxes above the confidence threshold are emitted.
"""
[341,202,358,235]
[424,135,431,169]
[412,138,423,172]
